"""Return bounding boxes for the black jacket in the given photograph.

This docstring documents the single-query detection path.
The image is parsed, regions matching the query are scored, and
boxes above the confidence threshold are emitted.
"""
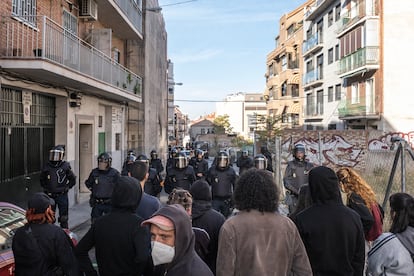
[236,156,253,175]
[192,200,226,275]
[12,223,78,276]
[206,166,237,198]
[283,159,314,194]
[144,168,162,196]
[76,176,150,276]
[189,157,209,180]
[85,167,120,199]
[165,166,196,194]
[294,166,365,276]
[40,161,76,193]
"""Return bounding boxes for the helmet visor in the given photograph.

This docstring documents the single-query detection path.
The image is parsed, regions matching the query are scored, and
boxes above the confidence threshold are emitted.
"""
[255,158,267,170]
[49,150,64,162]
[176,156,187,169]
[217,156,229,168]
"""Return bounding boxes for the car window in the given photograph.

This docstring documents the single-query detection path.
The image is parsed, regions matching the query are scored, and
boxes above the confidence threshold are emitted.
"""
[0,206,26,252]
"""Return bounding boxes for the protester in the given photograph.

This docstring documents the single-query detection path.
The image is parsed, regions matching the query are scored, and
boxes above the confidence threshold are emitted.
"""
[236,150,253,175]
[367,192,414,275]
[190,180,225,275]
[129,160,161,220]
[294,166,365,275]
[167,188,211,264]
[40,145,76,228]
[12,192,78,276]
[260,145,274,172]
[75,176,150,276]
[216,168,312,276]
[142,204,213,276]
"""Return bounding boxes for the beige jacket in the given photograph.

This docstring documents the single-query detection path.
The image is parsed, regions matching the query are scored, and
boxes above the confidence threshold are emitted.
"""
[216,210,312,276]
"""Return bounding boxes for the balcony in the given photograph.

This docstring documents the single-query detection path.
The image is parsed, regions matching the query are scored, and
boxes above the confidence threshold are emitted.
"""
[338,96,380,119]
[0,15,142,103]
[302,32,323,57]
[305,0,333,21]
[338,46,379,78]
[97,0,143,39]
[303,69,323,88]
[337,0,379,36]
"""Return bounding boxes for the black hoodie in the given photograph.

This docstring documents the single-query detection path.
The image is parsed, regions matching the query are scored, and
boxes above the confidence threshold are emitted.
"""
[294,166,365,276]
[151,204,213,276]
[76,176,150,276]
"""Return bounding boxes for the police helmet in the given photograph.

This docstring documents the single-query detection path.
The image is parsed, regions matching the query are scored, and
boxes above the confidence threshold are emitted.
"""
[136,154,150,164]
[150,150,158,159]
[293,144,306,161]
[242,150,248,157]
[49,145,65,162]
[254,154,268,170]
[195,149,204,159]
[98,152,112,167]
[170,147,178,158]
[175,152,188,169]
[216,151,229,169]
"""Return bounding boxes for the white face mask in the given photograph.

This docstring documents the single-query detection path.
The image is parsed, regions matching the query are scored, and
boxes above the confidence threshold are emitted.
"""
[151,241,175,266]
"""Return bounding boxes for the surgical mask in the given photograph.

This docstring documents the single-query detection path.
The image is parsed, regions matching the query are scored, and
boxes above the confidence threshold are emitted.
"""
[151,241,175,266]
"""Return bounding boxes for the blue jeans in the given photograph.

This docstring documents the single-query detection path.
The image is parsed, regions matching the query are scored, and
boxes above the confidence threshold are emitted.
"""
[50,192,69,228]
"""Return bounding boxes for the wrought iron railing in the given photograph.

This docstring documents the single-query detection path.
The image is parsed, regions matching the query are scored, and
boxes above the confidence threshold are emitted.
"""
[0,15,142,97]
[114,0,143,34]
[338,96,377,117]
[338,46,379,75]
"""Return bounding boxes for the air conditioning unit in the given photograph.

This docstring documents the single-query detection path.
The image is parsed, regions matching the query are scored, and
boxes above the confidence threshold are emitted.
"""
[79,0,98,21]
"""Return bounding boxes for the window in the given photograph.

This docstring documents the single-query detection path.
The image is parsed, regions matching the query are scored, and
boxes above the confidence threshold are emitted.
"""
[306,93,314,116]
[287,24,295,37]
[351,83,359,104]
[335,44,340,61]
[98,116,103,127]
[317,90,324,115]
[335,4,341,21]
[12,0,37,25]
[306,60,314,72]
[268,64,274,76]
[335,84,341,100]
[113,48,121,63]
[201,128,205,134]
[317,54,324,79]
[115,133,121,150]
[328,48,334,64]
[281,55,287,71]
[291,84,299,97]
[317,19,323,43]
[63,10,77,35]
[328,10,334,27]
[281,82,287,97]
[328,124,337,130]
[328,86,334,102]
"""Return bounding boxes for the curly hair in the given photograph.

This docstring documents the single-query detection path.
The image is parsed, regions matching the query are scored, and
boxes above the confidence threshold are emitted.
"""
[389,192,414,233]
[167,188,193,213]
[336,167,377,209]
[233,168,279,212]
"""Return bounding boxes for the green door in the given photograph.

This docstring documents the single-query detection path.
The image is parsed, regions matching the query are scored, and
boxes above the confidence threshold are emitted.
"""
[98,132,106,154]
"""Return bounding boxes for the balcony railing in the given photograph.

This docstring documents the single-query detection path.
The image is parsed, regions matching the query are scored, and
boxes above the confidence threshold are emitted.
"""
[338,96,378,118]
[338,46,379,75]
[0,15,142,96]
[337,0,378,34]
[114,0,143,34]
[303,69,322,86]
[302,32,322,55]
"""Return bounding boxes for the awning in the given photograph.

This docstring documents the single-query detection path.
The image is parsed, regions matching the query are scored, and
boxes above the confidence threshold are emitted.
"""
[287,73,300,84]
[287,102,301,114]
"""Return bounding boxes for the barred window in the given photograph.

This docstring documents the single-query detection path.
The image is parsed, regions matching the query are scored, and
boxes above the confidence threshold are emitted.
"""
[12,0,37,26]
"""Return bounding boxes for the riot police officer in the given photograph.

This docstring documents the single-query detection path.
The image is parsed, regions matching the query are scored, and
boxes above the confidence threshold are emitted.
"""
[85,152,120,222]
[164,152,196,194]
[136,154,162,197]
[166,147,179,174]
[149,149,164,178]
[254,154,268,170]
[283,143,315,214]
[189,149,209,180]
[40,145,76,228]
[260,145,274,172]
[121,150,136,176]
[236,150,254,175]
[207,151,237,217]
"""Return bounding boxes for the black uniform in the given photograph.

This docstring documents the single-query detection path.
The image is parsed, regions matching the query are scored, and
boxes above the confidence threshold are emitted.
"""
[189,156,209,180]
[150,158,164,177]
[144,167,162,196]
[164,166,196,194]
[85,167,120,221]
[206,166,237,217]
[236,156,254,175]
[40,161,76,228]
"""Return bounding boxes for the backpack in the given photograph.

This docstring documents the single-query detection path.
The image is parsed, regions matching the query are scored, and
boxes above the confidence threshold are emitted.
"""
[366,203,384,241]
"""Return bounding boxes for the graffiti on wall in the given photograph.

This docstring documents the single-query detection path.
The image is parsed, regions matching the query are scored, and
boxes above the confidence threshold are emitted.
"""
[368,132,414,151]
[282,134,363,167]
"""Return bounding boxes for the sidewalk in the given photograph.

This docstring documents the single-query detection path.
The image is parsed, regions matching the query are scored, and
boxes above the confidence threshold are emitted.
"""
[68,198,91,231]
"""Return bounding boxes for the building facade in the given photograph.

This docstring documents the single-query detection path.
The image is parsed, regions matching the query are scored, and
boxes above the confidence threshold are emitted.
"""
[0,0,167,206]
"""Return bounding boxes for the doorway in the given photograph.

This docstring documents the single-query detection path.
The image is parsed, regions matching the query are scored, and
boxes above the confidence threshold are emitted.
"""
[79,124,93,193]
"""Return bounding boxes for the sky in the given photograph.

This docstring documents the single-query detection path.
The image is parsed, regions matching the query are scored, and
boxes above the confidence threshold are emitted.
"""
[158,0,307,120]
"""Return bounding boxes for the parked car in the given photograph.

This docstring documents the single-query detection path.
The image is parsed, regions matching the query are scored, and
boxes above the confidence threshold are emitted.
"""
[0,202,77,276]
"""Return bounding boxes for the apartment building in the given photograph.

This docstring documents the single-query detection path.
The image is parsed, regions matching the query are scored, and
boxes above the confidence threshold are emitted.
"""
[216,92,267,139]
[264,0,313,129]
[302,0,345,130]
[0,0,167,206]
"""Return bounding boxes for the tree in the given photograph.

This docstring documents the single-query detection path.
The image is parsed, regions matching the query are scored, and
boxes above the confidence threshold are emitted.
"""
[213,114,233,134]
[254,114,282,144]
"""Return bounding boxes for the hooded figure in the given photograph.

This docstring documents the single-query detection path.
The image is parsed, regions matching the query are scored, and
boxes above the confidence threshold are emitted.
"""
[75,176,150,276]
[190,180,225,274]
[294,166,365,276]
[142,204,213,276]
